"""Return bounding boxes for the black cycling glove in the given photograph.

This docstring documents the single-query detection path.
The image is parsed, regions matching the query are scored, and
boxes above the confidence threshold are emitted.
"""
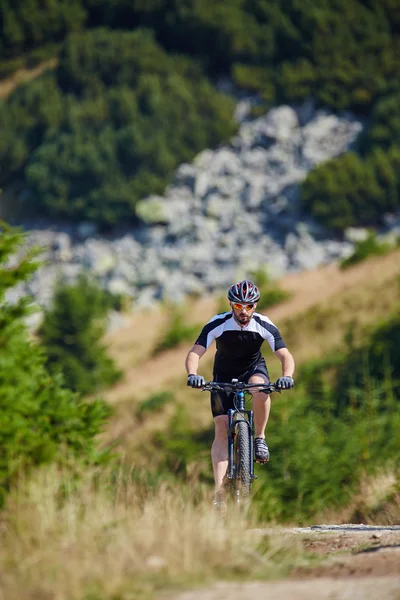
[276,376,294,389]
[187,374,205,388]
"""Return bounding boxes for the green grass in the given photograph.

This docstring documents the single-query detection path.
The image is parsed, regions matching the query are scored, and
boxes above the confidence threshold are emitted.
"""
[251,269,292,310]
[135,390,175,420]
[340,233,393,269]
[153,307,201,354]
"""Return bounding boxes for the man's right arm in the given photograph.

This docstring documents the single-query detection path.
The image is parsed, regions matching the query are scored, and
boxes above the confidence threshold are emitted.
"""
[185,344,207,388]
[185,344,207,375]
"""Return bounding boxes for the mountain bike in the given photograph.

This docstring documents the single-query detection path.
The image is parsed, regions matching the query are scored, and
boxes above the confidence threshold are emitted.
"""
[201,380,281,507]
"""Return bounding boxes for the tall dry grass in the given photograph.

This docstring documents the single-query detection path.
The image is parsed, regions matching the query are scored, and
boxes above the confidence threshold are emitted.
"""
[0,466,298,600]
[316,470,400,526]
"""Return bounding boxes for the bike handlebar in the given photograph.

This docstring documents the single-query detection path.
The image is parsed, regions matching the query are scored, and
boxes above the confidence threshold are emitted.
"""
[201,381,282,394]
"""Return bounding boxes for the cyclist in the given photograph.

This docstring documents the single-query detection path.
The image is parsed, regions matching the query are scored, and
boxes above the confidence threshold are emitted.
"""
[185,280,295,510]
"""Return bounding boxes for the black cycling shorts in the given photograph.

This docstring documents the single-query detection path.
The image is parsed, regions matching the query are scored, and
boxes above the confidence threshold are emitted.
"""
[210,358,270,418]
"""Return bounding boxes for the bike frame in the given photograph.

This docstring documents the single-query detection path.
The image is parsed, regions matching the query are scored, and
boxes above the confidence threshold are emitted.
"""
[202,380,281,495]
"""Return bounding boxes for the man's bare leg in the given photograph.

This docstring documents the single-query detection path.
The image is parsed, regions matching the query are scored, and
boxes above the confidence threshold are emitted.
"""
[211,415,229,492]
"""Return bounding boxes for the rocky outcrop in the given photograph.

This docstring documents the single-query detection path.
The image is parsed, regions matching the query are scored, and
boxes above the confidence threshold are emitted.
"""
[11,101,367,314]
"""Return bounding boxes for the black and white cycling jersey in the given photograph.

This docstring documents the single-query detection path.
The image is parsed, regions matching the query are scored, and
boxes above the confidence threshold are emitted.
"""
[195,311,286,375]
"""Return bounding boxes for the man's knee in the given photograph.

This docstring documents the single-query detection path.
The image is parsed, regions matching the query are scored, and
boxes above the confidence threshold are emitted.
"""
[214,415,228,441]
[252,392,271,404]
[248,373,270,400]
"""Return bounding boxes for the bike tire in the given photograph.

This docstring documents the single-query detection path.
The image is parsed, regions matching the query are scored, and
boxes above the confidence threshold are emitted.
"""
[233,420,252,503]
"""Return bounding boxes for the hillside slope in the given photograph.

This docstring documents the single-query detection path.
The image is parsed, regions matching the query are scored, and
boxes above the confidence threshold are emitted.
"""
[104,248,400,405]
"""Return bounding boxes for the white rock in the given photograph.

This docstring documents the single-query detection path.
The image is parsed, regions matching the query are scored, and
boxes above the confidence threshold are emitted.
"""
[344,227,370,243]
[107,277,133,297]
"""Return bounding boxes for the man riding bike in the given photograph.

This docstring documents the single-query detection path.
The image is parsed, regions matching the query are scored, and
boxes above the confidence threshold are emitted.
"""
[185,280,295,509]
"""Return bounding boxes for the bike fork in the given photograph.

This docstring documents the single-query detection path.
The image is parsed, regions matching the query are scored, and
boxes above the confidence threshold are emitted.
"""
[227,408,235,480]
[248,411,255,480]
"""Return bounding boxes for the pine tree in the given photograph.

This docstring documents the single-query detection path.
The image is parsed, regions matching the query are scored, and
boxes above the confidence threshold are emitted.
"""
[0,222,111,505]
[40,274,121,394]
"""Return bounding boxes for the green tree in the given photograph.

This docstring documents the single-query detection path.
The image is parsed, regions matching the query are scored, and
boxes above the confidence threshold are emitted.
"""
[3,0,400,229]
[0,0,86,58]
[0,73,63,186]
[39,274,122,394]
[0,222,111,505]
[361,90,400,153]
[332,311,400,412]
[301,148,400,231]
[0,28,236,226]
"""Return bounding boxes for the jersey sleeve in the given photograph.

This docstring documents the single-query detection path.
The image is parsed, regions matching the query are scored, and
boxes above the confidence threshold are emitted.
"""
[253,314,287,352]
[195,322,218,349]
[268,325,286,352]
[194,312,230,349]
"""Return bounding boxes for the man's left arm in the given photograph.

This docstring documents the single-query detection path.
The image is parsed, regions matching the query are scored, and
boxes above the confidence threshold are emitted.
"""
[274,347,295,388]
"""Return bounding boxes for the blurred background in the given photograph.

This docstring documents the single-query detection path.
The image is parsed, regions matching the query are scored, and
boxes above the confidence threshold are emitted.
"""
[0,1,399,598]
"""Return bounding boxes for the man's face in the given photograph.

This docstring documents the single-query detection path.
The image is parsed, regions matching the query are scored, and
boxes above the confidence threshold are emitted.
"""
[230,302,257,326]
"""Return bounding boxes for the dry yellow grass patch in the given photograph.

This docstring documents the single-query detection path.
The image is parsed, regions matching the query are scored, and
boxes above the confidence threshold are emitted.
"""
[0,467,297,600]
[317,470,400,526]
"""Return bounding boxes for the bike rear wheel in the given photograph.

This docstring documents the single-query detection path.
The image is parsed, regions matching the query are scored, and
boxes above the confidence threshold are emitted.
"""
[233,420,252,504]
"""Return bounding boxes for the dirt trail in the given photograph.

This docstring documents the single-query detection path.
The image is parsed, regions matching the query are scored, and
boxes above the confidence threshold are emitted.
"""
[105,249,400,403]
[174,577,400,600]
[171,526,400,600]
[0,58,57,99]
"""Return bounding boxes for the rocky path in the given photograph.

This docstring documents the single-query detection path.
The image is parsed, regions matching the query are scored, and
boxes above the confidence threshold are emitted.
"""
[171,526,400,600]
[174,577,400,600]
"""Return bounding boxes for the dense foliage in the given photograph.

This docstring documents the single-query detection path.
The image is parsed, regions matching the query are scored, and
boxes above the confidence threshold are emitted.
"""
[1,1,400,229]
[39,274,122,394]
[339,232,395,269]
[0,224,111,505]
[301,148,400,232]
[3,1,400,110]
[332,312,400,411]
[0,28,235,226]
[0,0,86,59]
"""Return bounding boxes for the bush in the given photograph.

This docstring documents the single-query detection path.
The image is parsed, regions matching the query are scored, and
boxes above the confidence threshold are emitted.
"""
[155,405,214,483]
[0,223,111,505]
[340,233,392,269]
[136,391,175,421]
[0,0,86,59]
[332,311,400,412]
[251,269,291,311]
[153,308,202,354]
[0,28,236,226]
[39,274,122,394]
[360,89,400,154]
[301,148,400,232]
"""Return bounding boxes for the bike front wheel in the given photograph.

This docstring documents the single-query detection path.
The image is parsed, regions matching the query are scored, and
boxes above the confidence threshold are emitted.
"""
[233,420,252,504]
